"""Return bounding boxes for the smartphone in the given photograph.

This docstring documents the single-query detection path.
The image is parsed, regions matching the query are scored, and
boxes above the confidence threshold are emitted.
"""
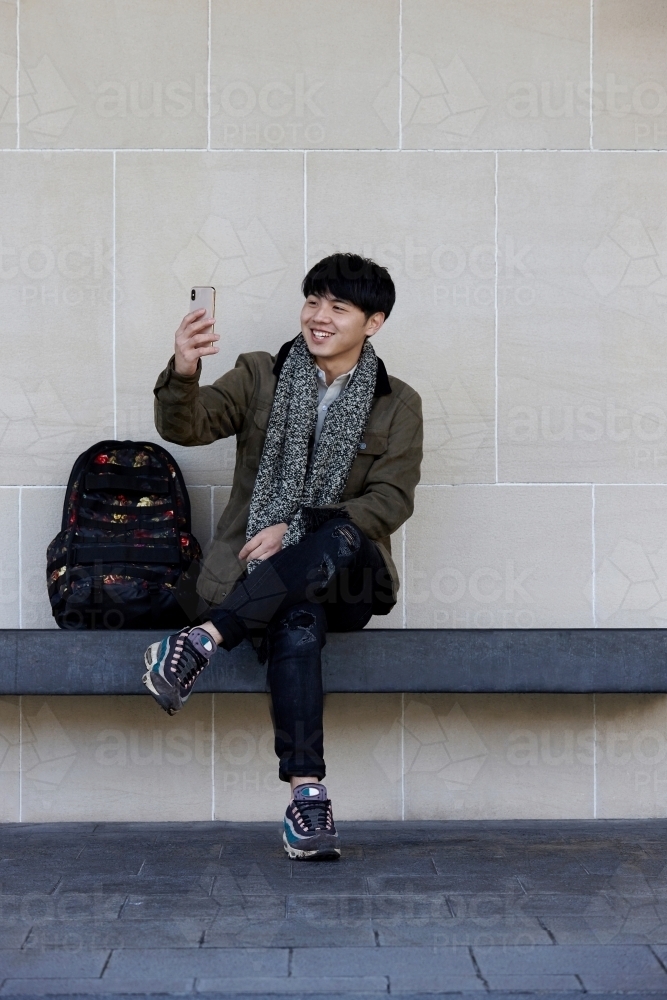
[190,286,216,346]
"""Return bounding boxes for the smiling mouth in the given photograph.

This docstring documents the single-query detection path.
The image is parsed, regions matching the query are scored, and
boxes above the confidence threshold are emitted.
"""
[310,328,335,342]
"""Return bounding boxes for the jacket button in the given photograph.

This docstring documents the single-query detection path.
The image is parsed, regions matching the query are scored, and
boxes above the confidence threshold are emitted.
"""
[359,442,367,450]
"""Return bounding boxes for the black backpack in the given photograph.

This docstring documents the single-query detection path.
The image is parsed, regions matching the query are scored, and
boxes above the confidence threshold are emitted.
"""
[47,440,203,630]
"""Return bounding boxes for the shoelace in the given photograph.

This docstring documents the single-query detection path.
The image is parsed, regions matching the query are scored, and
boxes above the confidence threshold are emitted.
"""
[171,634,209,690]
[293,799,333,831]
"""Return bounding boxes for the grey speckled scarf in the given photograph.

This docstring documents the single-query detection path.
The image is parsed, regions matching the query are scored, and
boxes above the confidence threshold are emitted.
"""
[245,334,377,573]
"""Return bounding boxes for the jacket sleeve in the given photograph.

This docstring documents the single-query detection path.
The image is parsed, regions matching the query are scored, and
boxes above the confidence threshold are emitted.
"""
[326,387,423,540]
[153,354,256,446]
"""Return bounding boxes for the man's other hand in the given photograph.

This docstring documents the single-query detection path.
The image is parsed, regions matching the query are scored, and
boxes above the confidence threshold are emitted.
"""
[239,523,289,562]
[174,309,219,376]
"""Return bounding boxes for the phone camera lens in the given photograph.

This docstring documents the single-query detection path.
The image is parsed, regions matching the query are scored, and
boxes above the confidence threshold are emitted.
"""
[191,289,196,300]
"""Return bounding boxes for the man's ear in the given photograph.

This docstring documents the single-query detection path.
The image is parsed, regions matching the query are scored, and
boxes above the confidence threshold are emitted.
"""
[364,312,385,338]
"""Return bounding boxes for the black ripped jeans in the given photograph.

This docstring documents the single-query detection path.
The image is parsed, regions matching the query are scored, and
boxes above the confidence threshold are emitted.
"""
[207,518,394,782]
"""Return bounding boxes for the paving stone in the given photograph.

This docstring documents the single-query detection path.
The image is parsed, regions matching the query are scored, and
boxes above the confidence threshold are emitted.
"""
[0,978,195,995]
[374,915,551,947]
[542,904,667,946]
[388,974,487,992]
[203,917,376,948]
[286,895,420,922]
[483,973,582,991]
[0,892,126,925]
[290,858,436,878]
[119,895,220,921]
[515,893,604,916]
[23,917,212,948]
[0,925,30,947]
[193,976,388,994]
[517,874,610,894]
[220,875,365,897]
[367,874,522,895]
[104,947,289,980]
[0,948,109,978]
[579,969,667,991]
[0,876,62,894]
[57,876,215,895]
[290,945,476,978]
[472,942,667,978]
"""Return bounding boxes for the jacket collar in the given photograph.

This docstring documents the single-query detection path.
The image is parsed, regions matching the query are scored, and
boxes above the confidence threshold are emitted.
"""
[272,336,391,397]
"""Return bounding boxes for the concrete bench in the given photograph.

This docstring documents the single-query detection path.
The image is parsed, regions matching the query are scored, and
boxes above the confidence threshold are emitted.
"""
[1,628,666,695]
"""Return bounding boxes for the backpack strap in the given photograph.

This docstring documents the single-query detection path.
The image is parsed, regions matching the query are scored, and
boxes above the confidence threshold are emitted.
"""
[73,544,181,565]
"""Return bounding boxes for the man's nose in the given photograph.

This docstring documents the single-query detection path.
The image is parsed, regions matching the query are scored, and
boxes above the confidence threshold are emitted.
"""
[311,304,333,323]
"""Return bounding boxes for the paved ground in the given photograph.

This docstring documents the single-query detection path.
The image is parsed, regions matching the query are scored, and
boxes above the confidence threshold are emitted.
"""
[2,821,667,998]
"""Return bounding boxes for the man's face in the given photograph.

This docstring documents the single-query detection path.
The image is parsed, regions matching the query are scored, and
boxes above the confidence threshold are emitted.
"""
[300,291,384,362]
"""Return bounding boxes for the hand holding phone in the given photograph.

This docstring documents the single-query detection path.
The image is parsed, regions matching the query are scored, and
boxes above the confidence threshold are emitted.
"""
[173,287,218,377]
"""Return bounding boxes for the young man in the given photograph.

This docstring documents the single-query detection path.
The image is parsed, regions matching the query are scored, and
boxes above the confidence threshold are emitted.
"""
[144,253,423,859]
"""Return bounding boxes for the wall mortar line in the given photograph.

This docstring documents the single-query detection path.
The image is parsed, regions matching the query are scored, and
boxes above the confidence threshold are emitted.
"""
[402,522,407,628]
[494,152,499,483]
[17,487,22,628]
[592,484,596,627]
[207,0,212,151]
[589,0,594,151]
[15,0,19,149]
[303,151,308,273]
[112,151,117,438]
[398,0,403,150]
[4,147,667,155]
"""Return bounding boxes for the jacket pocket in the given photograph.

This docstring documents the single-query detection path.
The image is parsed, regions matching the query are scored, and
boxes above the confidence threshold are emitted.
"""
[341,432,388,498]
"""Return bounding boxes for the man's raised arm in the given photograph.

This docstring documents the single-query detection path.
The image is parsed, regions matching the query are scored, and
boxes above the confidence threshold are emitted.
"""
[153,307,254,446]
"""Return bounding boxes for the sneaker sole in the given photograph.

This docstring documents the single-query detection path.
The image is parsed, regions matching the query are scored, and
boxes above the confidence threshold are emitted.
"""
[282,831,340,861]
[142,646,180,716]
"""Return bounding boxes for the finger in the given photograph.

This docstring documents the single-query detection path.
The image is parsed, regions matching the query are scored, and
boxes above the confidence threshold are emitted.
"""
[189,331,220,347]
[190,345,219,358]
[183,317,215,337]
[239,536,261,560]
[181,308,207,327]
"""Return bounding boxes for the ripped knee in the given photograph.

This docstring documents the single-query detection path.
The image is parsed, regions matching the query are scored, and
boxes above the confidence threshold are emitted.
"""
[277,608,320,646]
[332,522,361,557]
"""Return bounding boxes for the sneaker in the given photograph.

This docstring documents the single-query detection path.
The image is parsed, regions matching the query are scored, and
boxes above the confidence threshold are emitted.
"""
[142,626,216,716]
[283,783,340,861]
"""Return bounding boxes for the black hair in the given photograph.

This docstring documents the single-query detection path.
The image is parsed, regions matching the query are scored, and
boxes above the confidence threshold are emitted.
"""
[302,253,395,320]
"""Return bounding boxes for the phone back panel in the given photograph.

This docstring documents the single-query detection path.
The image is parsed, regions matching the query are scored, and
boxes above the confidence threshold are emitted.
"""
[190,286,215,320]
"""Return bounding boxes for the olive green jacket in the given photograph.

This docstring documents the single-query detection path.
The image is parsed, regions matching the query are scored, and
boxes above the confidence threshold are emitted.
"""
[153,338,423,608]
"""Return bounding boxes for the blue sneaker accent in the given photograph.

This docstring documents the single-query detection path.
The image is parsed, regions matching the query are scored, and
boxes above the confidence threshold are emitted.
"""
[142,626,216,715]
[282,783,340,860]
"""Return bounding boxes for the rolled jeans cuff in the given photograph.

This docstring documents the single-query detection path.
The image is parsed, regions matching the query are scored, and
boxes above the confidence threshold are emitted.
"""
[208,609,246,651]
